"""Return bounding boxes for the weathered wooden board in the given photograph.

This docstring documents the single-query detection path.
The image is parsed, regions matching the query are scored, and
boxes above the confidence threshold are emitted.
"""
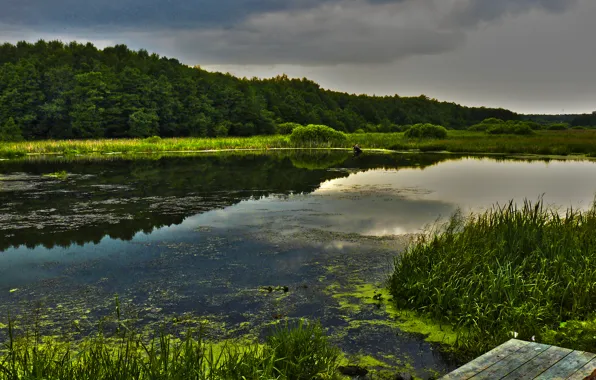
[501,345,572,380]
[441,339,596,380]
[470,342,550,379]
[566,358,596,380]
[441,339,528,380]
[534,350,596,380]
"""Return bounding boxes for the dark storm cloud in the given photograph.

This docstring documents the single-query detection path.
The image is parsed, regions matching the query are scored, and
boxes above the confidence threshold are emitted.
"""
[0,0,576,30]
[0,0,580,65]
[1,0,330,28]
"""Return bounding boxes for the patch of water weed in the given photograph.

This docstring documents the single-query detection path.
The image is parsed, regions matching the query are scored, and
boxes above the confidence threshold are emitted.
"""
[390,198,596,360]
[327,282,459,347]
[42,170,68,180]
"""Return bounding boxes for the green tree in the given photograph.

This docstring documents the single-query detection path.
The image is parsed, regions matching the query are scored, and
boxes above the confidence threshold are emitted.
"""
[0,40,525,140]
[0,117,23,141]
[213,123,229,137]
[0,60,44,139]
[69,72,109,138]
[128,109,159,138]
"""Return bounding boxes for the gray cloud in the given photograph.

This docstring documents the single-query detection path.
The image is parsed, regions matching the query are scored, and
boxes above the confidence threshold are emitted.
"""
[0,0,580,66]
[449,0,577,26]
[158,0,578,65]
[1,0,330,29]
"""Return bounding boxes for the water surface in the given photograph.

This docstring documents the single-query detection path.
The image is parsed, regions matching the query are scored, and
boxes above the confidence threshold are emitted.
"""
[2,151,596,378]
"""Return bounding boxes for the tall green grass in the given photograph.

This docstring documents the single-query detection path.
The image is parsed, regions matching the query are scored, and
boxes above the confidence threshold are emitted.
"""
[0,317,341,380]
[4,130,596,159]
[389,199,596,359]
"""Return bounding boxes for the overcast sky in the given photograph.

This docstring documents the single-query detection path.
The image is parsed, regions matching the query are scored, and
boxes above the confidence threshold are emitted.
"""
[1,0,594,114]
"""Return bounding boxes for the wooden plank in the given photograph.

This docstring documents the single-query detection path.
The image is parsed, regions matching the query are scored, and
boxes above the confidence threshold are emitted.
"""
[534,350,596,380]
[441,339,529,380]
[470,342,551,379]
[566,357,596,380]
[501,345,573,380]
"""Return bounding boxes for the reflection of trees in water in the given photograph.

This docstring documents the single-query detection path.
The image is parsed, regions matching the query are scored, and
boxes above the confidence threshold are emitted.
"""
[0,152,458,251]
[290,151,349,170]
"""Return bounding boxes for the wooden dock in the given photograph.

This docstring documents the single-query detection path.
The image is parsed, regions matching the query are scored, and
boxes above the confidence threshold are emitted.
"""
[441,339,596,379]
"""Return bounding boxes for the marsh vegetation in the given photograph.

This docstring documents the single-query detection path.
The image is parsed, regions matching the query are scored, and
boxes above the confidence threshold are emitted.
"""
[390,200,596,359]
[5,127,596,159]
[0,312,343,380]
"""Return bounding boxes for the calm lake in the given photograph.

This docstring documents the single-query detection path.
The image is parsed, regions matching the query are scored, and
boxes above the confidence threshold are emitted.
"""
[2,151,596,378]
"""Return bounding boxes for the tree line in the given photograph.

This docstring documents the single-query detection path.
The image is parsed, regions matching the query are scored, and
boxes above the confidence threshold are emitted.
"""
[0,39,584,141]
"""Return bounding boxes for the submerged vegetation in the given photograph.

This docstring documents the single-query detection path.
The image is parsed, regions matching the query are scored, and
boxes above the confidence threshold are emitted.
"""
[390,199,596,359]
[42,170,68,179]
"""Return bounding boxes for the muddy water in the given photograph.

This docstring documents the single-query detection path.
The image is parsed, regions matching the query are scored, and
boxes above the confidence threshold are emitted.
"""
[2,152,596,378]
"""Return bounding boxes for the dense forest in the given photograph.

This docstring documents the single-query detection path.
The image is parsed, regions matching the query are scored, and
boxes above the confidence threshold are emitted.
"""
[0,40,592,141]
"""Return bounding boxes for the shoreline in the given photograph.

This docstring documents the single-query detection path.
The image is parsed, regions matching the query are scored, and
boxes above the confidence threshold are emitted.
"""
[2,146,596,163]
[3,130,596,160]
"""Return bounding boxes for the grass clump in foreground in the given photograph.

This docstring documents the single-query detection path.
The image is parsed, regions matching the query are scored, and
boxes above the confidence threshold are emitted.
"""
[0,318,342,380]
[389,199,596,359]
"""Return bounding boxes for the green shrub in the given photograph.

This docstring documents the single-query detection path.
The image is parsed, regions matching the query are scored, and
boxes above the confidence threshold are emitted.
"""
[289,124,347,145]
[571,126,586,130]
[468,124,489,131]
[276,122,302,135]
[486,123,534,135]
[403,123,448,139]
[526,121,544,130]
[144,136,162,143]
[354,128,365,134]
[468,118,505,131]
[548,123,569,131]
[481,118,505,125]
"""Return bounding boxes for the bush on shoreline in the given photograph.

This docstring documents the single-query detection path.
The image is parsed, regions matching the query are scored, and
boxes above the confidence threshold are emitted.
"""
[289,124,347,146]
[403,123,448,139]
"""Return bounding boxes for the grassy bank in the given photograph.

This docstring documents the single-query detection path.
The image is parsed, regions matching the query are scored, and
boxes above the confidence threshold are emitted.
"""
[389,200,596,360]
[4,130,596,159]
[0,317,343,380]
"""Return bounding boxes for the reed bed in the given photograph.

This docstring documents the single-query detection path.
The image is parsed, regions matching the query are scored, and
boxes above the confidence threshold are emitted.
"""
[390,199,596,358]
[3,130,596,159]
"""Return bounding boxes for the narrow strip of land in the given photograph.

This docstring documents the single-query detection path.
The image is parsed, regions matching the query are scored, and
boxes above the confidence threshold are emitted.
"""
[3,130,596,159]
